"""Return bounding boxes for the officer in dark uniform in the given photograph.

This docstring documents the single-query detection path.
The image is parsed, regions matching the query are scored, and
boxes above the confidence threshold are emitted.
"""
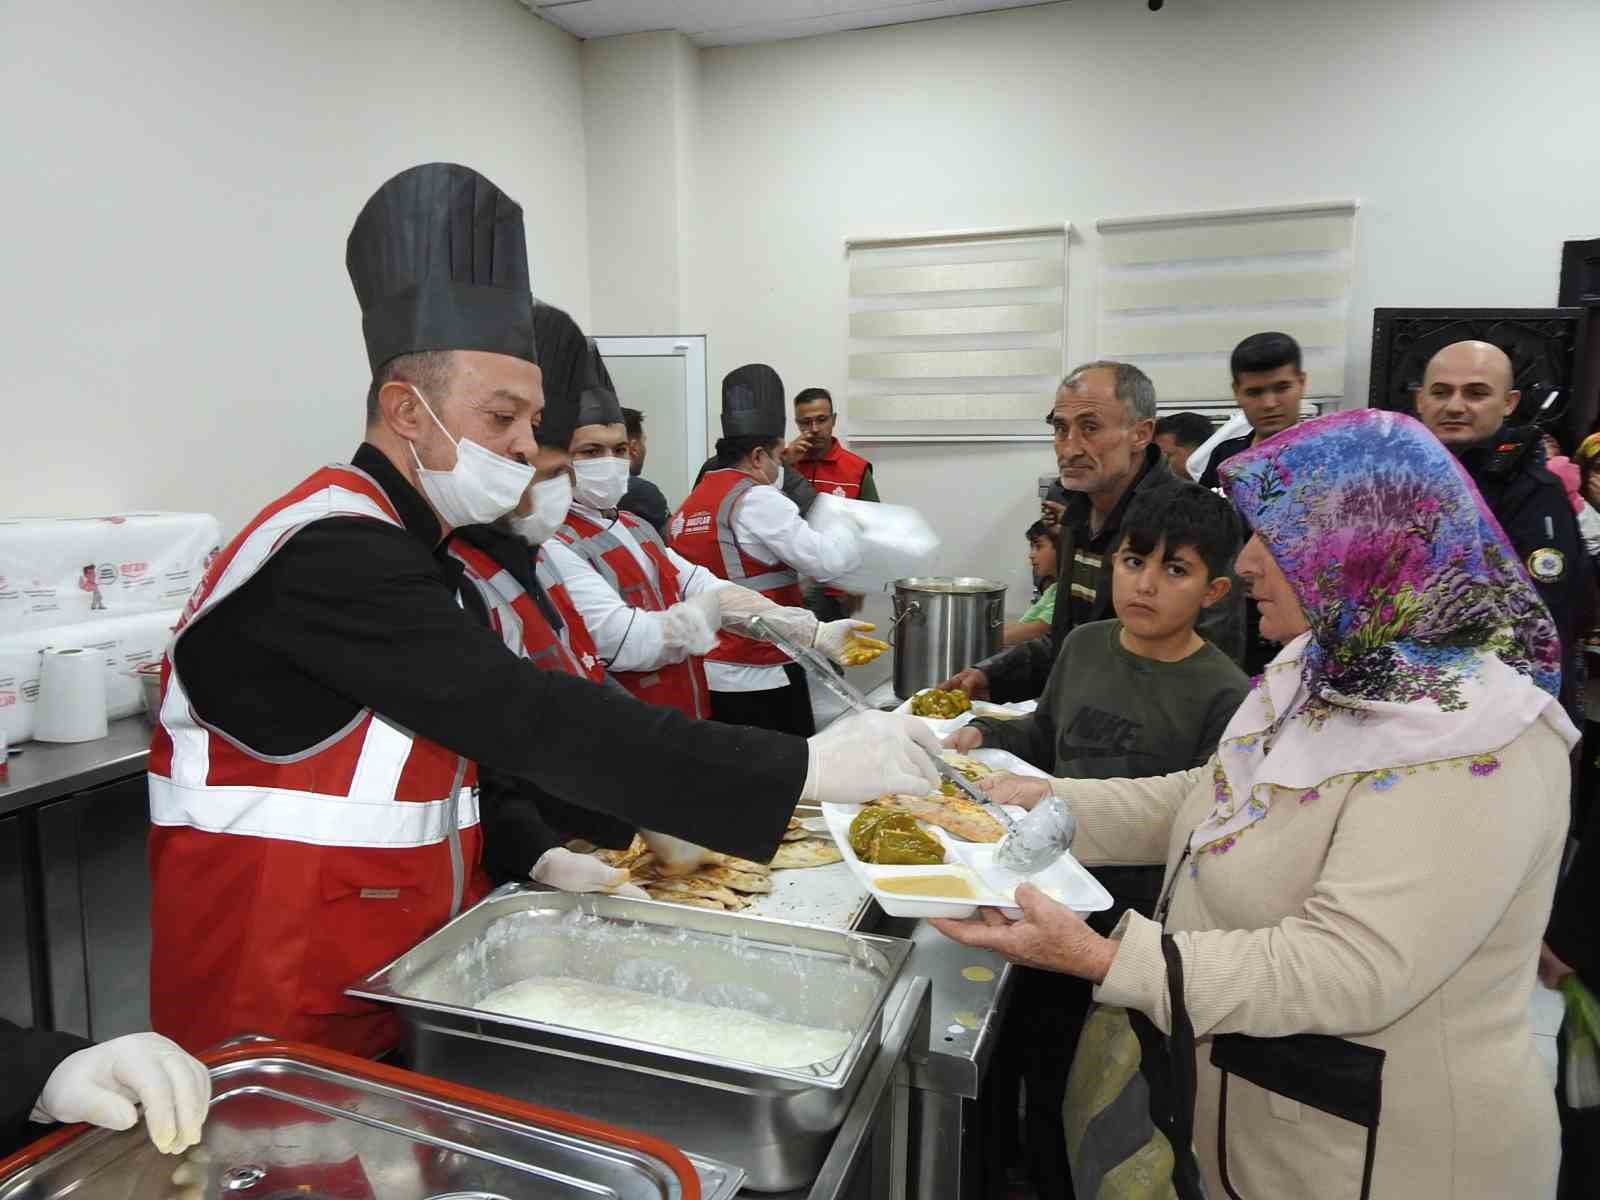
[1415,339,1590,713]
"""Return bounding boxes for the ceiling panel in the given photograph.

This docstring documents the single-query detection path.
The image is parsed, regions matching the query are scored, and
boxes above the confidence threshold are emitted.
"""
[527,0,1062,47]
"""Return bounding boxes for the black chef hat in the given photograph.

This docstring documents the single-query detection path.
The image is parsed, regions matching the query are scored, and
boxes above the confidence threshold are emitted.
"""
[721,364,786,438]
[346,163,535,373]
[576,340,624,430]
[534,304,622,450]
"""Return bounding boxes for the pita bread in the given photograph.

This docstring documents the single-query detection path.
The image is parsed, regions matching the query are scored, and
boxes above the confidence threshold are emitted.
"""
[769,839,844,869]
[939,752,994,782]
[699,864,773,894]
[873,794,1004,843]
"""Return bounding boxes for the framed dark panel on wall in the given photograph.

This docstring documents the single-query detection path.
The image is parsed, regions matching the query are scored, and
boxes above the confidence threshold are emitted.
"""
[1367,307,1598,449]
[1560,238,1600,307]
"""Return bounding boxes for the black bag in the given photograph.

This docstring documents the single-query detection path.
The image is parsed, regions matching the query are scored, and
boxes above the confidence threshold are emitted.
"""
[1210,1032,1386,1200]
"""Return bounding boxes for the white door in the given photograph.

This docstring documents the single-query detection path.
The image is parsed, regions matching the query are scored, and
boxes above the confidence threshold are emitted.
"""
[593,336,708,515]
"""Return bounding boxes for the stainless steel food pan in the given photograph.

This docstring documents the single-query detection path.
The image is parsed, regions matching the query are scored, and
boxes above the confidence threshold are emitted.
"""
[0,1039,743,1200]
[348,886,914,1191]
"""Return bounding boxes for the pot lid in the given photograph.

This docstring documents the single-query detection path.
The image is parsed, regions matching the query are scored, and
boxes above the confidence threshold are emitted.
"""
[0,1040,739,1200]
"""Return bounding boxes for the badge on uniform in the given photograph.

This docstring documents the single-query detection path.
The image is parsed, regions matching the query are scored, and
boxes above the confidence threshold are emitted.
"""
[1527,547,1566,582]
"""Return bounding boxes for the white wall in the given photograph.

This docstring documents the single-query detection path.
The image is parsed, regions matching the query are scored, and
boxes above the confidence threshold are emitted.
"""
[0,0,588,536]
[581,31,700,334]
[673,0,1600,611]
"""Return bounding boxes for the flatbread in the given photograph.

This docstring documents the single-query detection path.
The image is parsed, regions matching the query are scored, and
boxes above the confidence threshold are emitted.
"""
[644,891,725,911]
[769,839,844,869]
[699,864,773,894]
[940,751,994,782]
[873,793,1005,843]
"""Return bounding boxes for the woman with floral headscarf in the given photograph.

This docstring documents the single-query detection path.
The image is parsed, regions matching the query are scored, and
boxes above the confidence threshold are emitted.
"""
[934,409,1577,1199]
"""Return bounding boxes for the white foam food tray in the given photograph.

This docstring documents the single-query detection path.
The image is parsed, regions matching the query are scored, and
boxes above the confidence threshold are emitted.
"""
[820,801,1111,920]
[893,694,1038,738]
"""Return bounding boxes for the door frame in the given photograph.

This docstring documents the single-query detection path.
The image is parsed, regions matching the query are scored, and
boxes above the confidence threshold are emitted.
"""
[592,336,709,494]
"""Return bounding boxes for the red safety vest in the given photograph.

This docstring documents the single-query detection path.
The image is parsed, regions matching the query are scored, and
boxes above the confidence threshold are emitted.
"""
[795,441,872,499]
[670,469,805,668]
[554,509,711,718]
[147,464,489,1058]
[446,539,606,683]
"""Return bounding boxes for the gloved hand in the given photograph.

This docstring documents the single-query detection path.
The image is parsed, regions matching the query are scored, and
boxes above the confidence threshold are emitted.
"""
[801,711,943,804]
[641,830,719,877]
[660,591,721,659]
[33,1033,210,1154]
[814,619,883,666]
[531,847,648,898]
[994,793,1077,874]
[713,587,820,646]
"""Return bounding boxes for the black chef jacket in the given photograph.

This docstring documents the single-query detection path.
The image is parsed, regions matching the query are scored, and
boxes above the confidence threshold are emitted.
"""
[0,1021,90,1158]
[172,444,801,864]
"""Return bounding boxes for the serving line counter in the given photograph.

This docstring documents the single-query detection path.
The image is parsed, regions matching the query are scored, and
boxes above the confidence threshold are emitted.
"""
[1,685,1016,1200]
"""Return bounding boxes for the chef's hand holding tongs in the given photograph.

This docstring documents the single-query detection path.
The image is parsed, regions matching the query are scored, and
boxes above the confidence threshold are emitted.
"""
[709,587,884,667]
[33,1032,211,1154]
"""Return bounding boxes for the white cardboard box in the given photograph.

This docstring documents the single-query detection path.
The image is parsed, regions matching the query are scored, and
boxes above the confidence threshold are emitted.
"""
[0,512,220,634]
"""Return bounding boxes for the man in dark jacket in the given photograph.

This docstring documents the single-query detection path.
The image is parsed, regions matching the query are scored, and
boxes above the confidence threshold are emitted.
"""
[941,361,1244,702]
[1415,340,1589,714]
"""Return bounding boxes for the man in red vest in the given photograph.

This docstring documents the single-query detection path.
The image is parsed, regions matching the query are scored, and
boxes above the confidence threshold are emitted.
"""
[672,366,870,735]
[538,308,872,726]
[146,163,942,1058]
[787,386,878,620]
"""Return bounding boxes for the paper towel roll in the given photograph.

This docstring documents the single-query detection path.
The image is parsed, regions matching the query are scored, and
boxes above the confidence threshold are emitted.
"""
[34,646,109,743]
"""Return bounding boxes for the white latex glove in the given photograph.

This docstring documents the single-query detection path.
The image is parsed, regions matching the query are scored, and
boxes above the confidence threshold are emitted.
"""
[660,591,721,658]
[801,711,943,804]
[814,619,877,666]
[640,830,719,877]
[33,1033,210,1154]
[712,586,822,647]
[531,847,648,898]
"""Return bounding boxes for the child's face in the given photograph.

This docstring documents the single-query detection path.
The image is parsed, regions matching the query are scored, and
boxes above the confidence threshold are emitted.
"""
[1112,536,1230,642]
[1028,536,1057,582]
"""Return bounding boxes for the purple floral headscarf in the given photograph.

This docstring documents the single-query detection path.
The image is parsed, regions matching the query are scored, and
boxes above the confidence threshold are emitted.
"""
[1219,408,1561,704]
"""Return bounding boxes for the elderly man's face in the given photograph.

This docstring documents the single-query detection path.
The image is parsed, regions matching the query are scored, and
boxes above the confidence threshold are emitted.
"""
[1050,368,1153,498]
[1416,341,1520,450]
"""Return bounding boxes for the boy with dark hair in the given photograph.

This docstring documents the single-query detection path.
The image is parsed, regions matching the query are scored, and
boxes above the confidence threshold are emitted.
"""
[1152,411,1214,479]
[1197,331,1306,489]
[1002,519,1060,647]
[950,482,1250,1200]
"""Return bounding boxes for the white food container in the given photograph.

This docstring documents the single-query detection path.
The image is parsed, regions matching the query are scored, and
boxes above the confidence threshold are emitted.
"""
[820,799,1111,921]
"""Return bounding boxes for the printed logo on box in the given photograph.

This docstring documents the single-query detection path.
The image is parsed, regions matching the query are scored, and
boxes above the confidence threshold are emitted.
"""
[120,562,150,578]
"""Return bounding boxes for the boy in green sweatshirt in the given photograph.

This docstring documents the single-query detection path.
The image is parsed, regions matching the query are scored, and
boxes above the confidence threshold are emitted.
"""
[951,481,1249,1200]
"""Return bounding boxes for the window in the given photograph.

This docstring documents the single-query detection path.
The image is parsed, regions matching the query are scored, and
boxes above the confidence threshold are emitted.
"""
[845,225,1069,438]
[1095,200,1358,421]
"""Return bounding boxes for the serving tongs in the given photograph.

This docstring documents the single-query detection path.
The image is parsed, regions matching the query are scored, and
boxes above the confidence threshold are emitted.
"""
[741,613,1022,839]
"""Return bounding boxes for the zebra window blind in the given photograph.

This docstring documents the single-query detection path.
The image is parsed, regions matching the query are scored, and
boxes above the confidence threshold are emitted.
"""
[845,225,1069,440]
[1095,201,1358,422]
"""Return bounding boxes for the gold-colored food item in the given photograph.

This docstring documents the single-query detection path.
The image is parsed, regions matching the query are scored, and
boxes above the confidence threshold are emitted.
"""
[849,809,945,865]
[873,793,1005,843]
[769,838,845,869]
[848,807,910,857]
[910,688,971,719]
[868,828,946,865]
[841,629,890,667]
[576,836,772,911]
[875,873,976,899]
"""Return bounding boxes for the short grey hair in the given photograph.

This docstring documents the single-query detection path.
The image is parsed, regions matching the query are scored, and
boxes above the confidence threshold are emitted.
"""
[1060,360,1157,424]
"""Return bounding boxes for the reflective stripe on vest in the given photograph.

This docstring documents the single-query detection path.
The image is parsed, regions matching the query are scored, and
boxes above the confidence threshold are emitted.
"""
[447,540,600,681]
[151,464,479,846]
[556,510,710,718]
[711,476,799,592]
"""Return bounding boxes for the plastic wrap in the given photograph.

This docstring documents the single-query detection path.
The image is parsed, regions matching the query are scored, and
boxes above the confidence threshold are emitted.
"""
[804,494,940,592]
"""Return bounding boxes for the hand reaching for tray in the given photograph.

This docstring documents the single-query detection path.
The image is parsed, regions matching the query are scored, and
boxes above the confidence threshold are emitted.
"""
[973,771,1050,811]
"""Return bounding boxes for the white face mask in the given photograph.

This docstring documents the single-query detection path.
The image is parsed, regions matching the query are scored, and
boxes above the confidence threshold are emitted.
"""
[572,456,631,510]
[759,451,782,488]
[407,387,534,528]
[510,474,573,545]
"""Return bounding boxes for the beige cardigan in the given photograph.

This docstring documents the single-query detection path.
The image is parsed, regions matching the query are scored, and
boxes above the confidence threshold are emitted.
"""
[1070,714,1570,1200]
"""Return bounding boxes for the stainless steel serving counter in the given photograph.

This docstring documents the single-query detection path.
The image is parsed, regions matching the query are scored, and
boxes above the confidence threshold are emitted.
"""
[0,716,151,819]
